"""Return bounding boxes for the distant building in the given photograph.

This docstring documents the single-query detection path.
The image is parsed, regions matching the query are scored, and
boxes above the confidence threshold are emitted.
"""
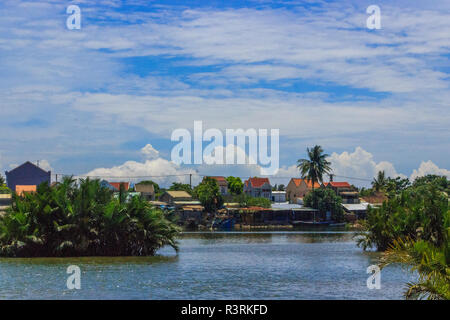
[5,161,51,194]
[286,178,320,203]
[205,176,228,195]
[244,177,272,199]
[159,191,193,205]
[135,183,155,201]
[100,180,116,191]
[323,181,360,204]
[271,191,286,203]
[108,182,130,191]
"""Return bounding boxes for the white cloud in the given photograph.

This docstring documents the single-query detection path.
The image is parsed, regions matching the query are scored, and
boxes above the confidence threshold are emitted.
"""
[36,159,53,172]
[410,160,450,181]
[327,147,405,186]
[140,144,160,160]
[84,157,199,187]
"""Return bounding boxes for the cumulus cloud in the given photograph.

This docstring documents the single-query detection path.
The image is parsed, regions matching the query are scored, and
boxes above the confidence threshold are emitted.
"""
[410,160,450,181]
[84,157,199,187]
[140,144,160,160]
[36,160,53,172]
[328,147,450,186]
[327,147,405,186]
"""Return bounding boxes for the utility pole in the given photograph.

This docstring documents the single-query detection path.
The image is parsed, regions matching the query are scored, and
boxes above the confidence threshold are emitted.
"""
[189,173,192,188]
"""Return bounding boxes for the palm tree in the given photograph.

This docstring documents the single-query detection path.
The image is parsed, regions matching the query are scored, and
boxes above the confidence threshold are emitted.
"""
[381,237,449,300]
[297,145,331,191]
[372,170,387,192]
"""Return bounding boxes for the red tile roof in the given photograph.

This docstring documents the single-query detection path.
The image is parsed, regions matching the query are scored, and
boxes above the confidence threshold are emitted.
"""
[328,182,351,188]
[109,182,130,191]
[304,179,321,189]
[245,177,271,188]
[291,178,320,188]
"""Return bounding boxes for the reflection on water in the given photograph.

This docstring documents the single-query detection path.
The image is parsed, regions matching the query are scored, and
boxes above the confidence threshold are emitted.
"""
[0,232,414,300]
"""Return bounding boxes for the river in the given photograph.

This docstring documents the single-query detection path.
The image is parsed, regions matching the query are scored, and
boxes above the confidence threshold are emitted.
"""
[0,231,415,299]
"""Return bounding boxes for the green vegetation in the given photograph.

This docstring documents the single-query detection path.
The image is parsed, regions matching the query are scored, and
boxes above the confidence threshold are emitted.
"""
[381,236,449,300]
[237,194,271,208]
[357,180,448,251]
[0,177,180,257]
[226,176,243,195]
[304,188,344,222]
[357,174,449,300]
[168,182,193,195]
[194,177,224,212]
[297,145,331,191]
[0,174,10,194]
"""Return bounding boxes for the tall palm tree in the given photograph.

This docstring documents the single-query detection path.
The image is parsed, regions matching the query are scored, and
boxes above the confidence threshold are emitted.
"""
[297,145,331,191]
[372,170,387,192]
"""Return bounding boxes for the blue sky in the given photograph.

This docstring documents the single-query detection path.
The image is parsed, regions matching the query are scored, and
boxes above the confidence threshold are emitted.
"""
[0,0,449,187]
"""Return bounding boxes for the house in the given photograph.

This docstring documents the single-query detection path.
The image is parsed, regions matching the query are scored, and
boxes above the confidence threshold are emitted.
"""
[15,185,37,196]
[244,177,272,199]
[342,202,370,219]
[108,182,130,191]
[159,191,193,205]
[100,180,116,191]
[286,178,320,203]
[205,176,228,195]
[5,161,51,194]
[323,181,360,204]
[271,191,286,203]
[134,183,155,201]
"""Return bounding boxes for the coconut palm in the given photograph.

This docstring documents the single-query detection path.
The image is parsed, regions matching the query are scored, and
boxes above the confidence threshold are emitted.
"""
[0,177,179,257]
[372,170,387,192]
[297,145,331,190]
[381,236,449,300]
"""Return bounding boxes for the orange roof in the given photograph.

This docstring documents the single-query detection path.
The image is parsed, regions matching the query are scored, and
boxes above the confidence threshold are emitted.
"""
[305,179,321,188]
[109,182,130,191]
[291,178,304,187]
[291,178,320,188]
[15,185,36,196]
[328,181,351,188]
[245,177,271,188]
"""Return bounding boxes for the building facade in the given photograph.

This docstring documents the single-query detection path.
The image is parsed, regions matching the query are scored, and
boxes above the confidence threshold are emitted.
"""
[205,176,228,195]
[244,177,272,199]
[5,161,51,193]
[286,178,321,203]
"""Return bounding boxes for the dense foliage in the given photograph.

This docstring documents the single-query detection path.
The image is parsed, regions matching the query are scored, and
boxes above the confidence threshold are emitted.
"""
[0,177,180,257]
[226,176,243,195]
[303,188,344,222]
[381,236,449,300]
[194,177,224,212]
[168,182,193,195]
[237,194,272,208]
[358,175,449,299]
[357,181,448,251]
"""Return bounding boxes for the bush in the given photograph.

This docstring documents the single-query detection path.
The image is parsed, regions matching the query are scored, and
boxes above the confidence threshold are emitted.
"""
[237,194,271,208]
[357,182,449,251]
[303,188,344,222]
[0,177,180,257]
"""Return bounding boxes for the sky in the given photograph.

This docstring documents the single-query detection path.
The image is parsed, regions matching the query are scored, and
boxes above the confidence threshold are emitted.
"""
[0,0,449,187]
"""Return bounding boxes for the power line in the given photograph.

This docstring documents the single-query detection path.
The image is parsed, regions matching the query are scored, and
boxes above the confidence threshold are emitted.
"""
[49,172,374,183]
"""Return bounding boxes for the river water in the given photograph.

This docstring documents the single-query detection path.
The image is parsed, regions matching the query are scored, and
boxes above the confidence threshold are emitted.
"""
[0,231,415,299]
